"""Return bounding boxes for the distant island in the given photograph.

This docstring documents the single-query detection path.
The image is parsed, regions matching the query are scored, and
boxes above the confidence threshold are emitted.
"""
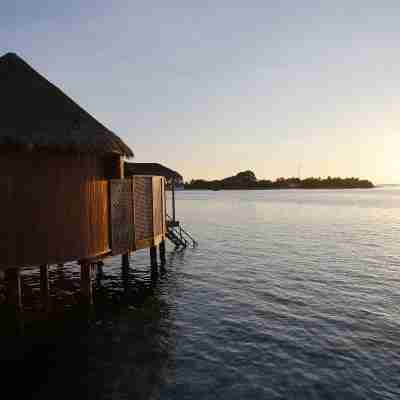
[184,171,374,190]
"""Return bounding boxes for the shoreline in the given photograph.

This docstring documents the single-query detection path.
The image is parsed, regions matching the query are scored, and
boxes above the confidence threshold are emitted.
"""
[183,186,376,191]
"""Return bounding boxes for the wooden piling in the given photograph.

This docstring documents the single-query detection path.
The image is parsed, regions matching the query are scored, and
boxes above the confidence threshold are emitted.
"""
[159,240,166,265]
[40,264,50,310]
[5,268,22,313]
[80,263,94,305]
[150,246,158,267]
[122,253,130,269]
[96,261,104,280]
[171,177,176,223]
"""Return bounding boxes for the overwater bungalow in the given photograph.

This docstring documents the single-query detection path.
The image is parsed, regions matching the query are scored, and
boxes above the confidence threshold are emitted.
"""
[0,52,171,306]
[125,162,196,248]
[125,162,183,220]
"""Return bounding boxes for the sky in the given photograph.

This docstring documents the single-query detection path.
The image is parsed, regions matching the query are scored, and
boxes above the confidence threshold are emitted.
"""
[2,1,400,183]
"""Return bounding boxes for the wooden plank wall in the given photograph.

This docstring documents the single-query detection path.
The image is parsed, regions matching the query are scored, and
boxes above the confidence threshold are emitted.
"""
[0,152,110,267]
[0,154,166,266]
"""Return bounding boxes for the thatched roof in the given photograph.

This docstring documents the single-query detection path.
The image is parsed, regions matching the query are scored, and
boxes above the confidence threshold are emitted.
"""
[0,52,133,156]
[124,162,183,182]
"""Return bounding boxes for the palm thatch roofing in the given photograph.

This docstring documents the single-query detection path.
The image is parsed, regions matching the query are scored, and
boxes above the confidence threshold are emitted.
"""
[0,52,133,156]
[124,162,183,183]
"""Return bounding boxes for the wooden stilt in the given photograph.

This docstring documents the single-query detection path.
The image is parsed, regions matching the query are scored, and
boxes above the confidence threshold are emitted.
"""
[90,263,97,275]
[150,246,158,267]
[5,268,22,313]
[150,264,158,283]
[122,253,130,269]
[97,261,104,280]
[40,264,50,310]
[159,240,166,265]
[121,253,130,296]
[80,263,93,305]
[172,177,176,223]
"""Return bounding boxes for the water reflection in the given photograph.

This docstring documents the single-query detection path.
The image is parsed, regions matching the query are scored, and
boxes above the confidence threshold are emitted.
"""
[0,252,178,400]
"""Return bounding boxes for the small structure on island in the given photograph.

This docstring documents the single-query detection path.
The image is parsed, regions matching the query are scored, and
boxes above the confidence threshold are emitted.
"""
[0,52,168,309]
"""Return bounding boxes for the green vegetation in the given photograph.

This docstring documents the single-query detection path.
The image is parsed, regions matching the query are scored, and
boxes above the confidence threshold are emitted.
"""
[185,171,374,190]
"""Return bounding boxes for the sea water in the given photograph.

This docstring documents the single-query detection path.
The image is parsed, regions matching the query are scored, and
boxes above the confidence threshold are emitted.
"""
[1,187,400,399]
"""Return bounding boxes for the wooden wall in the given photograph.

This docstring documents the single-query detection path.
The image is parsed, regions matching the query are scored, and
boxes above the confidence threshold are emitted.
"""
[0,152,166,266]
[133,176,153,244]
[152,176,165,238]
[131,176,165,251]
[0,152,110,267]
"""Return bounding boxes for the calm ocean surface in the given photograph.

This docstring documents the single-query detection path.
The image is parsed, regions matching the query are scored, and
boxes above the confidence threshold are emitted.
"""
[1,187,400,399]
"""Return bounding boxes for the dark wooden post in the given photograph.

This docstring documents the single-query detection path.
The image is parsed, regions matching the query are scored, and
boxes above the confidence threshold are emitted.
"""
[5,268,22,313]
[40,264,50,311]
[171,177,176,223]
[91,263,97,276]
[96,261,104,280]
[150,246,158,267]
[80,263,94,305]
[159,240,166,265]
[122,253,130,269]
[121,252,130,295]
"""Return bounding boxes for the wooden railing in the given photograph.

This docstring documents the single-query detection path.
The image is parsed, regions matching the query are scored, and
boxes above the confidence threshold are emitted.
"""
[166,213,197,248]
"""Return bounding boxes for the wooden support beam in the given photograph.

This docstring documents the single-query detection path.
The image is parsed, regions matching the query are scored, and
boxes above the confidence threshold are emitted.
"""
[80,263,94,305]
[122,253,130,269]
[159,240,166,265]
[96,261,104,280]
[91,263,97,275]
[121,253,130,295]
[5,268,22,313]
[150,246,158,267]
[172,177,176,222]
[40,264,50,311]
[150,264,158,283]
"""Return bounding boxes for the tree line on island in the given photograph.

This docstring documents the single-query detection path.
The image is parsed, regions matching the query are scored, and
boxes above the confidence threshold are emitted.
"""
[184,171,374,190]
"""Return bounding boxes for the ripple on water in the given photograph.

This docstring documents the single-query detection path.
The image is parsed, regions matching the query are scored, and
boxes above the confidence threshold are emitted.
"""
[1,189,400,399]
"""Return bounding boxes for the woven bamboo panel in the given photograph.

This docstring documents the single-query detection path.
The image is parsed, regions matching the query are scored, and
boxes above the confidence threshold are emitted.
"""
[133,176,153,241]
[109,179,134,255]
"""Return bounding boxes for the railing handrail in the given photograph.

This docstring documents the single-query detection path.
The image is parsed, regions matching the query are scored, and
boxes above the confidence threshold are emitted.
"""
[180,226,197,245]
[166,213,197,246]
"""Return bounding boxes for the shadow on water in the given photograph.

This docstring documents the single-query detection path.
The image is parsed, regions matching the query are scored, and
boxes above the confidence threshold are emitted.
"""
[0,252,180,400]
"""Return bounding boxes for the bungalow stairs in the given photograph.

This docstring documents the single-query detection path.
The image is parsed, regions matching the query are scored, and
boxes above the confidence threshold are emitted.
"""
[166,214,197,248]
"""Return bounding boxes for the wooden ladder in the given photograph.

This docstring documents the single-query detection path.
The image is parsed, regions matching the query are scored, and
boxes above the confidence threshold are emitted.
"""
[166,214,197,248]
